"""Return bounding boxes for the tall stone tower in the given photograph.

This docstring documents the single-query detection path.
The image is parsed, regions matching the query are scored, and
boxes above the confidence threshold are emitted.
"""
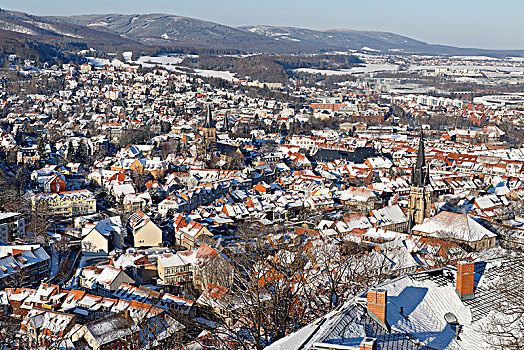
[407,130,431,232]
[202,105,216,146]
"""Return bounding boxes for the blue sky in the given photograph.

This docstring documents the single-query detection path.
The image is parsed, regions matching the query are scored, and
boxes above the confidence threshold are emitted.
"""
[5,0,523,50]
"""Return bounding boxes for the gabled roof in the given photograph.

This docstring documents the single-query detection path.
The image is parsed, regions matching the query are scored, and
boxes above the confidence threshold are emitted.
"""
[195,243,219,260]
[412,211,496,242]
[96,265,126,286]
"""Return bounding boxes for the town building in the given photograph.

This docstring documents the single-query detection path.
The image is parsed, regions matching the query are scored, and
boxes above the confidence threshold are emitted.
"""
[0,212,25,241]
[407,131,432,232]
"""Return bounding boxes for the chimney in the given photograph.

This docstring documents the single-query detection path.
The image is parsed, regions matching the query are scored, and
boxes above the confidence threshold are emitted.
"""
[360,337,377,350]
[455,325,461,340]
[122,309,131,321]
[456,261,475,300]
[367,289,390,331]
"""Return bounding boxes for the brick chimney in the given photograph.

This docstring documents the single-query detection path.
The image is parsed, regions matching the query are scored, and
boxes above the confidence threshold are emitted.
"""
[456,260,475,300]
[367,288,389,331]
[360,337,377,350]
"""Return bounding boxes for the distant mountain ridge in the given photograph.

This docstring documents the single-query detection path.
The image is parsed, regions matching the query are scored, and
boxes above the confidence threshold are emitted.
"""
[241,25,524,56]
[241,25,428,52]
[55,13,524,56]
[0,9,138,46]
[0,9,140,61]
[1,8,524,58]
[51,13,314,54]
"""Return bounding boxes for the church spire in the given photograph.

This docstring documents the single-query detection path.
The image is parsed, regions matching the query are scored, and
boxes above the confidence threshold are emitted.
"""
[223,112,230,132]
[412,129,429,187]
[202,104,217,146]
[416,129,426,169]
[203,104,214,129]
[407,128,432,230]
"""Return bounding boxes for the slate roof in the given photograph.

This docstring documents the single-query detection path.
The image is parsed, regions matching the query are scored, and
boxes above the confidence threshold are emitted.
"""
[313,147,377,164]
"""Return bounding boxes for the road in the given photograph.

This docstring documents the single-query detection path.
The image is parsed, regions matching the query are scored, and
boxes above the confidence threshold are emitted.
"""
[49,247,81,285]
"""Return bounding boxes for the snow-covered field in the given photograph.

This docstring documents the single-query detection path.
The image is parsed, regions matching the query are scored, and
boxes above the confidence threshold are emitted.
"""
[86,57,111,67]
[134,61,187,73]
[135,55,185,66]
[194,69,236,80]
[122,51,133,62]
[86,55,190,73]
[87,54,236,79]
[294,68,350,76]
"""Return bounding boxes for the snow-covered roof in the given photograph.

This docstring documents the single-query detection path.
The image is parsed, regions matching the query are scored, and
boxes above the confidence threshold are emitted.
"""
[96,265,124,286]
[412,211,496,243]
[267,258,515,350]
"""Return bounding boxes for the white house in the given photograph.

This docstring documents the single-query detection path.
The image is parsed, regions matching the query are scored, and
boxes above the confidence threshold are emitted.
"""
[127,211,163,248]
[81,217,124,254]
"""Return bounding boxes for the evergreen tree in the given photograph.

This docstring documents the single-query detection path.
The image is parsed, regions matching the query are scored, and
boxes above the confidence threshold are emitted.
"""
[37,135,46,159]
[74,141,88,164]
[14,164,29,198]
[66,141,74,163]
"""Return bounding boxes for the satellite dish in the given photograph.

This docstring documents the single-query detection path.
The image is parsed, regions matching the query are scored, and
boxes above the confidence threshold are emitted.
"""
[444,312,458,325]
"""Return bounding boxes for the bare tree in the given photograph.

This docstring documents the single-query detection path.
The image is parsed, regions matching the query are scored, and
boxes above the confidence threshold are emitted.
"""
[27,204,50,248]
[196,225,312,350]
[481,255,524,350]
[54,235,70,262]
[0,315,21,349]
[306,242,368,312]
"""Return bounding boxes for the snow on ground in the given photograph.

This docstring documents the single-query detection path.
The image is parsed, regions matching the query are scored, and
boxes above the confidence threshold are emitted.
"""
[130,55,190,73]
[49,246,60,280]
[86,57,132,69]
[294,63,398,76]
[455,77,481,83]
[89,55,186,69]
[0,21,36,35]
[294,68,351,76]
[87,22,109,27]
[86,57,111,67]
[109,59,129,68]
[67,255,87,288]
[28,21,83,38]
[194,69,236,80]
[122,51,133,62]
[135,55,184,66]
[137,62,187,73]
[361,47,380,52]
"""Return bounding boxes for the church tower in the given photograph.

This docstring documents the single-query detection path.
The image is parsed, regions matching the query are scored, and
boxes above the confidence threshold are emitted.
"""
[222,112,230,132]
[202,105,216,146]
[407,130,431,232]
